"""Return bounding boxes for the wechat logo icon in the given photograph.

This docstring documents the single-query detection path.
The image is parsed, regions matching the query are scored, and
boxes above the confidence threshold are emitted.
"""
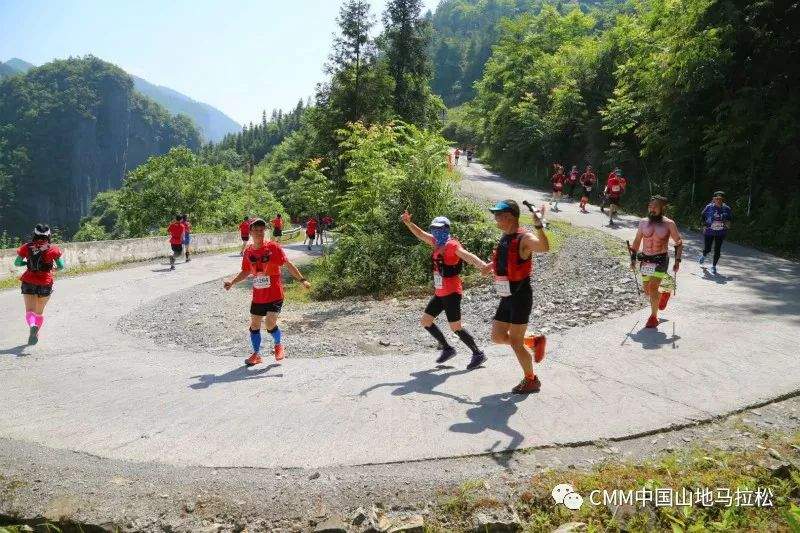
[552,483,584,510]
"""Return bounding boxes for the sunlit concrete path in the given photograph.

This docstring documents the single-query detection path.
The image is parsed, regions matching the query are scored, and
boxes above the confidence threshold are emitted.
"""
[0,163,798,469]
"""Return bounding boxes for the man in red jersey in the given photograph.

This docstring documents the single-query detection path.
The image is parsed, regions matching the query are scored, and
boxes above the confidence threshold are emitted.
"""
[167,215,185,270]
[239,216,252,255]
[14,224,64,345]
[224,219,310,366]
[271,214,283,242]
[401,211,489,370]
[604,169,625,226]
[551,164,565,211]
[481,200,550,394]
[304,216,317,250]
[579,165,596,213]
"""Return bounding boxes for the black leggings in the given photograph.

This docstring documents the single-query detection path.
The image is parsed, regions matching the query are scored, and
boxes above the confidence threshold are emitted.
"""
[703,234,725,266]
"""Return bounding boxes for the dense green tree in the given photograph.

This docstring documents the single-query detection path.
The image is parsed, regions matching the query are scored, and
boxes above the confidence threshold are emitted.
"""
[383,0,441,126]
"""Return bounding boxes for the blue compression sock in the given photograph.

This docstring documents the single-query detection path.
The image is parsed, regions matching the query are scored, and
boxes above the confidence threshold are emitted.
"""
[267,326,281,345]
[249,328,261,353]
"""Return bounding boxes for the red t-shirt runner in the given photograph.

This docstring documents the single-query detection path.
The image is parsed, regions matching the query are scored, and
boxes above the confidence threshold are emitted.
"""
[271,217,283,230]
[167,222,185,245]
[306,219,317,236]
[432,239,463,297]
[17,243,62,286]
[606,176,624,197]
[552,173,565,191]
[239,220,251,239]
[242,242,287,304]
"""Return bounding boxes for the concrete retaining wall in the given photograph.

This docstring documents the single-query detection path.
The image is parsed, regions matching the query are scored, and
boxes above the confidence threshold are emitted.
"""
[0,232,241,279]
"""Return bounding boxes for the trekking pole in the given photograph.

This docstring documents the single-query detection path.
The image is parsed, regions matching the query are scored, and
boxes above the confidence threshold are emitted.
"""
[522,200,548,229]
[626,240,642,296]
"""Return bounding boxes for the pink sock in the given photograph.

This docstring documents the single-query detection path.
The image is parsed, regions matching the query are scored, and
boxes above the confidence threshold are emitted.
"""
[25,311,36,327]
[34,314,44,328]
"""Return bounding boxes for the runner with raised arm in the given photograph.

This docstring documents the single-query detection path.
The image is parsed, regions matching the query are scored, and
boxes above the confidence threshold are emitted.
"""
[401,211,489,370]
[482,200,549,394]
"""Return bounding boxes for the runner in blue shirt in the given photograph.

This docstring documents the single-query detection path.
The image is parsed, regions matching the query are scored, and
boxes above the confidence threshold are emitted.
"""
[699,191,733,275]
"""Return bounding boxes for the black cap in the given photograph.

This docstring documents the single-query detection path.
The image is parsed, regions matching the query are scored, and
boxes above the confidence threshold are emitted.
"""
[489,199,521,218]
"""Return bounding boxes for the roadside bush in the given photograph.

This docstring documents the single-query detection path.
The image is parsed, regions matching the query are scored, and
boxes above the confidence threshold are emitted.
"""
[314,122,495,299]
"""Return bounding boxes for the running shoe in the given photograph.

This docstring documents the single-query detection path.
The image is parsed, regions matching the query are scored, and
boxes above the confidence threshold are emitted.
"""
[698,254,705,264]
[658,291,671,311]
[274,344,285,362]
[435,346,457,364]
[512,376,541,394]
[245,353,262,366]
[466,351,486,370]
[645,315,659,328]
[28,325,39,345]
[711,266,718,276]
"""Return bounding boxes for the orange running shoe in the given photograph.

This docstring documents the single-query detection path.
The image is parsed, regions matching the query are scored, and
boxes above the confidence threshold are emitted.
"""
[274,344,285,362]
[645,315,659,328]
[524,334,547,363]
[245,353,262,367]
[658,291,671,310]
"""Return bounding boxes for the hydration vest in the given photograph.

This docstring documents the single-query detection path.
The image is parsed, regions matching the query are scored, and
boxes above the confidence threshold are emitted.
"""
[493,229,532,282]
[26,243,54,273]
[432,239,463,278]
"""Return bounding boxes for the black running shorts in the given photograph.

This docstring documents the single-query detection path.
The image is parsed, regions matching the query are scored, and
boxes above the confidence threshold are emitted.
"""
[171,244,184,254]
[21,282,53,297]
[250,300,283,316]
[273,229,282,237]
[424,293,462,323]
[494,279,533,325]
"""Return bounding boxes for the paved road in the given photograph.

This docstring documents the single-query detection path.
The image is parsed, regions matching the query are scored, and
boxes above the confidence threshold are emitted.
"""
[1,164,798,470]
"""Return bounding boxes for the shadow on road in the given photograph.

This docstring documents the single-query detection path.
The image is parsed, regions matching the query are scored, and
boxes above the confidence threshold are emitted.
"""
[0,344,29,357]
[358,366,474,404]
[449,392,530,469]
[627,324,681,350]
[189,364,283,389]
[695,267,733,284]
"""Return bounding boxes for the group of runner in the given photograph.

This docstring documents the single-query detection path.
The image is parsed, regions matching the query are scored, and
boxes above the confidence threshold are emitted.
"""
[303,215,333,250]
[453,146,476,167]
[12,185,732,394]
[551,164,627,225]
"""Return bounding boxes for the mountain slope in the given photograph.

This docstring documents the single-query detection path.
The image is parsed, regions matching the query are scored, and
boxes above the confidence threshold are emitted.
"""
[1,57,240,142]
[4,58,35,73]
[131,75,241,142]
[0,56,201,238]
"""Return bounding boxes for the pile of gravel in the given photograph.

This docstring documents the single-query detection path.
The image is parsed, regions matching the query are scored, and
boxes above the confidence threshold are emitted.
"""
[120,232,643,359]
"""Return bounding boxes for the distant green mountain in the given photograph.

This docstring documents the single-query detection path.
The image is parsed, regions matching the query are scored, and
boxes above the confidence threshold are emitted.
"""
[429,0,624,106]
[131,75,241,143]
[0,56,201,238]
[1,57,240,142]
[4,58,35,73]
[0,63,16,79]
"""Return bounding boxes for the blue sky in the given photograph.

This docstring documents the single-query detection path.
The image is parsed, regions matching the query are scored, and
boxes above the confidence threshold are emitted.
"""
[0,0,441,125]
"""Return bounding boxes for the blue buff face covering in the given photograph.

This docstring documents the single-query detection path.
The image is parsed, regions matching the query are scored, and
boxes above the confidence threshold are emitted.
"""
[431,227,450,246]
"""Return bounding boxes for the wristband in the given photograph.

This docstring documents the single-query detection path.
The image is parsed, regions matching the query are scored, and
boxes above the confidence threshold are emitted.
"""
[534,225,544,230]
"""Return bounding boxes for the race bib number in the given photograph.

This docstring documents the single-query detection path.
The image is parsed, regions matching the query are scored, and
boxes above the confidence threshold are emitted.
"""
[611,185,621,192]
[640,262,657,276]
[711,221,725,231]
[253,275,271,289]
[494,276,511,298]
[433,272,443,290]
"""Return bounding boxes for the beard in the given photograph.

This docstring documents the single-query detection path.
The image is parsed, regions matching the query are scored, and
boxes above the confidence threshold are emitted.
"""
[648,213,663,223]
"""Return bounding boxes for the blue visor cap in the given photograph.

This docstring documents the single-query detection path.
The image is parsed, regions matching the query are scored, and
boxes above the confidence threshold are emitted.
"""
[489,199,520,217]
